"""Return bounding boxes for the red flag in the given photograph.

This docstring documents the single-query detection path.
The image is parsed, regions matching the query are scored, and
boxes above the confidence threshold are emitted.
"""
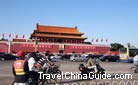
[106,39,108,42]
[91,38,94,42]
[2,33,4,38]
[15,34,18,39]
[70,40,72,43]
[101,38,103,42]
[65,40,67,42]
[22,35,25,39]
[9,34,11,38]
[96,38,98,42]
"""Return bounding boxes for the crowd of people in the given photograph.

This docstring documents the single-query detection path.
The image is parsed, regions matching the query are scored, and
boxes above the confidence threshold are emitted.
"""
[12,51,54,85]
[12,51,138,85]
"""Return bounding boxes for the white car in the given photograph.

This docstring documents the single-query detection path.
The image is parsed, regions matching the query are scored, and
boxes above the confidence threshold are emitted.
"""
[50,54,62,62]
[70,54,87,62]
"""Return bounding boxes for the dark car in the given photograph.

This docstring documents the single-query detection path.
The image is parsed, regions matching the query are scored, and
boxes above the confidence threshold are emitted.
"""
[62,54,72,59]
[87,54,103,59]
[0,53,18,60]
[99,55,120,62]
[120,58,133,63]
[0,52,5,57]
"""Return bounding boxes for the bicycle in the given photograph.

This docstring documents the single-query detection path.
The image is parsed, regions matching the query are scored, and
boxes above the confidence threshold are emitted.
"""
[41,64,62,85]
[28,65,62,85]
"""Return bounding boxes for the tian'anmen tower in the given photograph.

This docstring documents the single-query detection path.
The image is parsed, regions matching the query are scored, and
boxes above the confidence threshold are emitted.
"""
[30,23,87,44]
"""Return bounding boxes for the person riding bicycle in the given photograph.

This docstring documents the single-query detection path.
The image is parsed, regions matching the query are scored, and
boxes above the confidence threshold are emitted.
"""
[86,56,98,73]
[28,52,39,85]
[133,55,138,66]
[35,52,54,72]
[36,53,61,84]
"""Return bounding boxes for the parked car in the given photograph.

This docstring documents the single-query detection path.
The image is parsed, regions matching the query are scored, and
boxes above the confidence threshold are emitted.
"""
[0,52,5,57]
[87,54,103,59]
[62,54,72,59]
[49,54,62,62]
[120,58,133,63]
[99,55,120,62]
[127,58,133,63]
[0,53,18,60]
[70,54,87,62]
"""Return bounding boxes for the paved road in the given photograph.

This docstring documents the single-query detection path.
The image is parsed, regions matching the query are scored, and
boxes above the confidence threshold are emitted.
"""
[0,60,138,85]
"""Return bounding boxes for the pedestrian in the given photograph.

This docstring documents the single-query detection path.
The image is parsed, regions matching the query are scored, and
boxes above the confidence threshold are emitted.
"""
[12,51,29,85]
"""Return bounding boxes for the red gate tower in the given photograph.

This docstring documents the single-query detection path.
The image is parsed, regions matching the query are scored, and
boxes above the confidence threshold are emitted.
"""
[30,23,87,44]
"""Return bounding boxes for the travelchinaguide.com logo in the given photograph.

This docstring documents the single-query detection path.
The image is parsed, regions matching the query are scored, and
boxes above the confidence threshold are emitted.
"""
[38,71,132,80]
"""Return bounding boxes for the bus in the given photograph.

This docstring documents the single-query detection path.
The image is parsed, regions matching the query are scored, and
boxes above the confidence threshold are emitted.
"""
[119,47,138,60]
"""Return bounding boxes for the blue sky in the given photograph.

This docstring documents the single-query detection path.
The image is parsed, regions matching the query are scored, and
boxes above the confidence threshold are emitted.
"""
[0,0,138,47]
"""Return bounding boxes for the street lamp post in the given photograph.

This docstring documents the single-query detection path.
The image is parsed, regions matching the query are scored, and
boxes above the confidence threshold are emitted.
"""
[34,37,39,52]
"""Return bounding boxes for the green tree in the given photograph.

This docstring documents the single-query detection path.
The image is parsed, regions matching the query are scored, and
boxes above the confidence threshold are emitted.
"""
[110,43,124,51]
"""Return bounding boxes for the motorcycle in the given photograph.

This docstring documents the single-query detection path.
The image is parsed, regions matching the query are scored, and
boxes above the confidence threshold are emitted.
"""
[79,63,105,79]
[130,65,138,73]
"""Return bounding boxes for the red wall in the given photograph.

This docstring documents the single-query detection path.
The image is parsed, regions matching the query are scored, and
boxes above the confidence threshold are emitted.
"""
[0,43,8,53]
[11,43,59,53]
[37,44,59,53]
[0,42,110,54]
[64,45,110,54]
[11,43,35,52]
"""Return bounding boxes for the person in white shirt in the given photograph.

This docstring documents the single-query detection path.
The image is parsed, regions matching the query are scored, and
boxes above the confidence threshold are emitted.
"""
[133,55,138,66]
[28,52,39,85]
